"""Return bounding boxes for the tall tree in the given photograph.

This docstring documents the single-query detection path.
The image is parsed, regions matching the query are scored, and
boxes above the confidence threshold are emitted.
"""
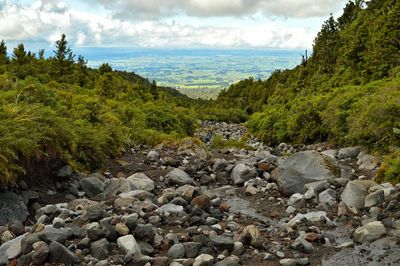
[0,40,8,64]
[76,55,88,87]
[54,34,74,77]
[12,44,27,65]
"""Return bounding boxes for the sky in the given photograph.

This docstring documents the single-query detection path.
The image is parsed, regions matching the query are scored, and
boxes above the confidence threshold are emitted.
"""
[0,0,348,50]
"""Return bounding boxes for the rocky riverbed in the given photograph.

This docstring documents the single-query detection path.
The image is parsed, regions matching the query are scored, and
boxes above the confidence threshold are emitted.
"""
[0,122,399,266]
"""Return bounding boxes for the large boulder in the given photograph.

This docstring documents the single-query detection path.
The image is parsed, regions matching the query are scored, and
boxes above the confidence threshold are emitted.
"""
[104,178,132,196]
[0,191,28,225]
[230,163,257,186]
[353,221,386,243]
[127,173,155,192]
[271,151,337,195]
[0,234,26,264]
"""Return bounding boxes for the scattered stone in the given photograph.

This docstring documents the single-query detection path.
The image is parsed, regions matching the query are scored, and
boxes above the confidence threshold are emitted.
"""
[0,191,29,225]
[231,163,257,185]
[31,241,49,265]
[169,168,194,185]
[127,173,155,191]
[193,254,214,266]
[338,147,361,160]
[117,235,141,255]
[168,243,185,259]
[341,181,368,210]
[48,241,80,264]
[365,190,385,208]
[353,221,386,243]
[79,177,105,198]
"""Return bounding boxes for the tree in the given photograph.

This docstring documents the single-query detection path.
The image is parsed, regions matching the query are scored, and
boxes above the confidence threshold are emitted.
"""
[38,49,45,60]
[0,40,8,64]
[99,63,112,75]
[12,44,27,65]
[54,34,74,77]
[76,55,88,87]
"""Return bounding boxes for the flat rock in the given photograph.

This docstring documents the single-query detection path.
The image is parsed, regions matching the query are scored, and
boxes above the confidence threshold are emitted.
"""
[127,173,155,191]
[0,191,28,225]
[168,168,194,186]
[341,181,367,210]
[48,241,80,264]
[353,221,386,243]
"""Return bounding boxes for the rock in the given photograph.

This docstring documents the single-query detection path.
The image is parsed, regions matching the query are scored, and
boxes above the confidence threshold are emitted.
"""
[90,238,110,260]
[147,150,159,160]
[271,151,337,195]
[337,201,351,217]
[57,165,73,178]
[338,147,361,160]
[178,138,209,160]
[138,240,155,255]
[37,226,68,244]
[288,193,305,209]
[86,206,107,221]
[184,242,202,258]
[176,185,197,201]
[230,163,257,185]
[117,235,141,255]
[288,211,329,228]
[210,236,234,251]
[114,197,136,209]
[341,181,368,210]
[353,221,386,243]
[0,233,25,264]
[357,153,380,171]
[156,204,186,217]
[52,217,65,229]
[168,243,185,259]
[48,241,80,264]
[115,223,130,236]
[365,190,385,208]
[104,178,132,196]
[232,242,244,256]
[134,224,155,243]
[292,237,314,253]
[321,149,338,160]
[214,255,240,266]
[32,241,49,265]
[213,159,229,172]
[21,233,40,254]
[245,185,258,195]
[234,225,260,245]
[0,191,29,225]
[8,220,25,236]
[127,173,155,192]
[319,189,337,206]
[191,194,211,211]
[193,254,214,266]
[168,168,194,186]
[79,177,105,198]
[279,259,296,266]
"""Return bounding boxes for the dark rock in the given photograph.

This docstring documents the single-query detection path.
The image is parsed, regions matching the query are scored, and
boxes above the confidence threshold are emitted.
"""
[21,233,40,254]
[90,238,110,260]
[31,241,49,265]
[8,220,25,236]
[86,206,107,221]
[79,177,105,198]
[137,240,155,255]
[0,191,29,225]
[134,224,155,243]
[210,236,234,252]
[37,227,68,244]
[48,241,80,264]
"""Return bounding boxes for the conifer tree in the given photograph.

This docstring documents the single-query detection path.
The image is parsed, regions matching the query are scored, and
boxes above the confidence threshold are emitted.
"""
[54,34,74,77]
[0,40,8,64]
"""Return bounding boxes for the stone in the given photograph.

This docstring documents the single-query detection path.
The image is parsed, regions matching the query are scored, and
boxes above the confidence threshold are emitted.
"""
[214,255,240,266]
[90,238,110,260]
[292,237,314,253]
[288,211,329,228]
[357,153,380,171]
[337,201,350,217]
[79,177,105,198]
[52,217,65,229]
[147,150,159,160]
[37,226,68,244]
[8,220,25,236]
[48,241,80,264]
[32,241,49,265]
[0,233,25,264]
[57,165,73,178]
[271,151,337,195]
[210,236,234,251]
[230,163,257,185]
[279,259,297,266]
[168,243,185,259]
[104,178,132,196]
[245,185,258,195]
[117,235,141,255]
[321,149,338,160]
[86,206,107,221]
[234,225,260,246]
[114,197,136,209]
[318,189,337,206]
[115,223,130,236]
[184,242,202,258]
[21,233,40,254]
[365,190,385,208]
[0,191,29,225]
[138,240,155,255]
[127,173,155,191]
[341,181,368,210]
[176,185,197,201]
[213,159,229,172]
[288,193,306,209]
[338,147,361,160]
[134,224,155,243]
[191,194,211,211]
[353,221,386,243]
[156,204,186,217]
[193,254,214,266]
[168,168,194,185]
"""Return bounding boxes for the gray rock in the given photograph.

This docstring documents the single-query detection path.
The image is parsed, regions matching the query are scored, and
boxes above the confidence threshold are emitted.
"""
[321,149,338,160]
[319,189,337,206]
[117,235,141,255]
[57,165,73,178]
[90,238,110,260]
[230,163,257,185]
[79,177,105,198]
[37,226,68,244]
[156,204,186,217]
[357,153,380,171]
[86,206,107,221]
[147,150,159,160]
[193,253,214,266]
[353,221,386,243]
[365,190,385,208]
[338,147,361,160]
[137,240,154,255]
[214,255,240,266]
[134,224,155,243]
[271,151,337,195]
[292,237,314,253]
[0,233,26,264]
[48,241,80,264]
[341,181,368,210]
[0,191,29,225]
[288,193,305,209]
[8,220,25,236]
[168,168,194,185]
[127,173,155,192]
[21,233,40,254]
[168,243,185,259]
[213,159,229,172]
[210,236,234,251]
[31,241,49,265]
[184,242,202,258]
[104,178,132,196]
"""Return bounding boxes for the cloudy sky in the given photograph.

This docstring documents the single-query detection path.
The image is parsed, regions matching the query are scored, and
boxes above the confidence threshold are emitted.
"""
[0,0,348,50]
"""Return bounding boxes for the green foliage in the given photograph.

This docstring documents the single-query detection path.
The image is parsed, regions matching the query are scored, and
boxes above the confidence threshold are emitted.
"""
[210,135,252,150]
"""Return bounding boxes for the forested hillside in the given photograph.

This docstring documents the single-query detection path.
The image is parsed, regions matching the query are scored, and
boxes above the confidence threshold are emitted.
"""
[217,0,400,181]
[0,35,246,184]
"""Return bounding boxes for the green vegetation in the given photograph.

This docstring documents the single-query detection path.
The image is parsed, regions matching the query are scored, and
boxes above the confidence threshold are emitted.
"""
[0,37,243,184]
[210,135,252,150]
[217,0,400,182]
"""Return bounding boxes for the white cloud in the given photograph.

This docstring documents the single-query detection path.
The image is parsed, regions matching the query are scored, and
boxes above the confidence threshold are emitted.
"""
[0,0,345,49]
